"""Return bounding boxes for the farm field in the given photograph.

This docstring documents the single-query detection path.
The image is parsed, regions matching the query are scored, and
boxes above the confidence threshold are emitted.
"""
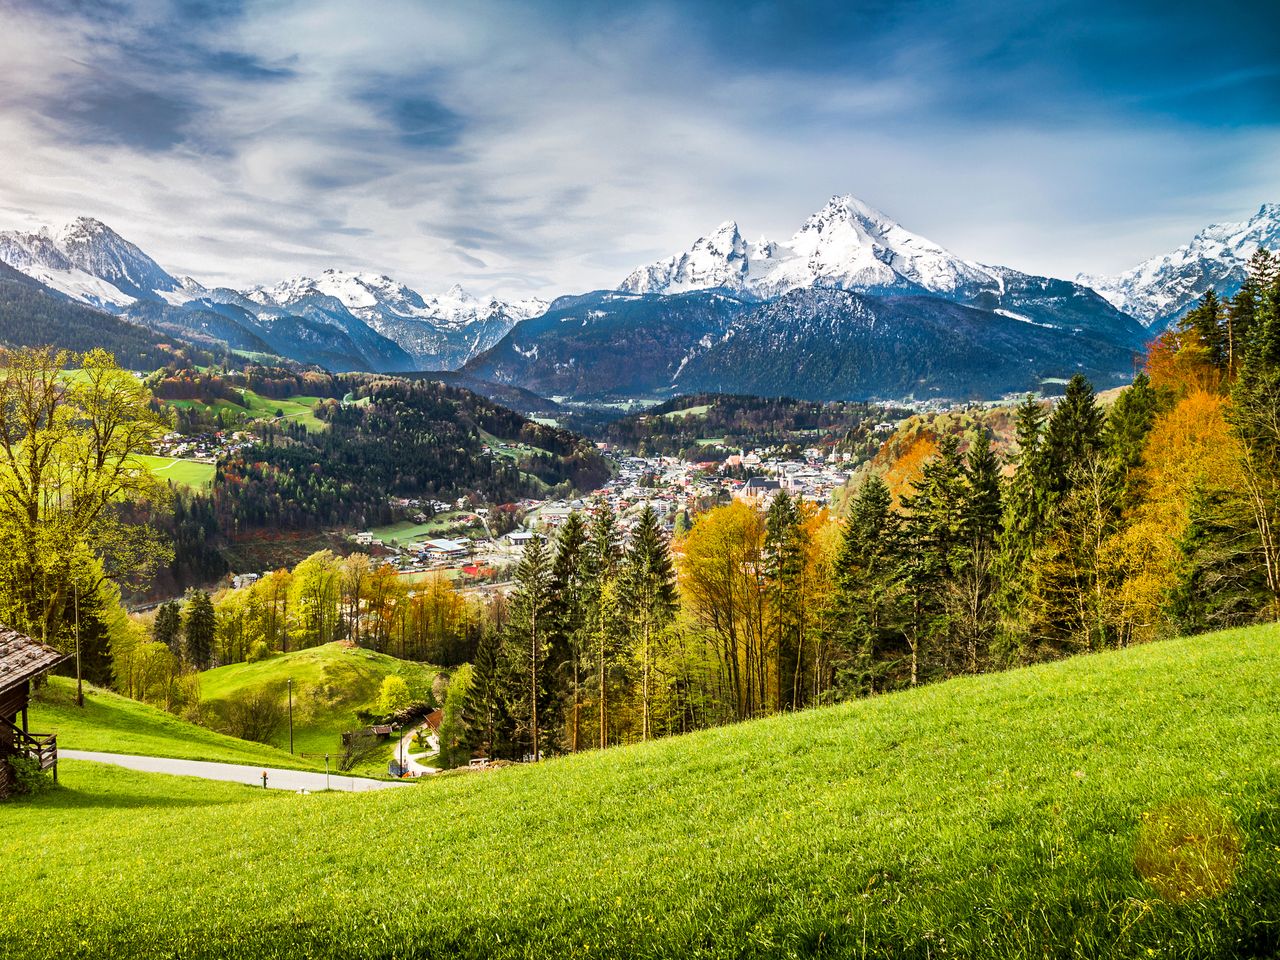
[135,454,216,490]
[28,677,316,770]
[197,643,437,767]
[5,625,1279,958]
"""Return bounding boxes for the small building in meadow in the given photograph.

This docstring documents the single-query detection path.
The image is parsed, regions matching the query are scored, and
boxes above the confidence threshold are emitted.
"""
[0,626,69,797]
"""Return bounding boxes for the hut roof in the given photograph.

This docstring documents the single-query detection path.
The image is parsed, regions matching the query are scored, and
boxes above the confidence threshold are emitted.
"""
[0,627,67,696]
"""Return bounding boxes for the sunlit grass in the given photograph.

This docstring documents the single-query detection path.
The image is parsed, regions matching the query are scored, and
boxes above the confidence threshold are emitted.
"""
[5,626,1280,958]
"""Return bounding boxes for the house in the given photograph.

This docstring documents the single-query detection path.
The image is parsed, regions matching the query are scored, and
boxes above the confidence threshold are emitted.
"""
[423,538,468,559]
[0,626,70,796]
[355,531,376,546]
[507,530,536,545]
[232,572,260,590]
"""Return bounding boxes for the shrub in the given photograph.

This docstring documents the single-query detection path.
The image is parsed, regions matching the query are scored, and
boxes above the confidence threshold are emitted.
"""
[216,689,286,744]
[245,640,270,663]
[9,755,54,796]
[375,675,410,717]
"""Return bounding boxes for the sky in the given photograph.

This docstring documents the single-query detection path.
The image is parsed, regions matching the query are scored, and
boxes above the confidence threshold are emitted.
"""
[1,0,1278,299]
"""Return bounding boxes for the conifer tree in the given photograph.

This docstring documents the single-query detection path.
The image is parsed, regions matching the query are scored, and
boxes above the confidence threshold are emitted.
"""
[183,589,216,670]
[583,501,623,747]
[830,476,900,695]
[504,535,555,760]
[462,625,513,760]
[620,505,677,739]
[548,512,589,750]
[950,431,1002,672]
[1181,290,1227,371]
[153,600,183,657]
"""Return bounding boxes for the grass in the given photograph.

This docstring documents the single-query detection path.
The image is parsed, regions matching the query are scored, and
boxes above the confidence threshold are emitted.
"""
[367,512,478,545]
[660,403,711,419]
[164,390,326,433]
[28,677,316,770]
[4,625,1280,958]
[134,454,216,490]
[197,642,436,766]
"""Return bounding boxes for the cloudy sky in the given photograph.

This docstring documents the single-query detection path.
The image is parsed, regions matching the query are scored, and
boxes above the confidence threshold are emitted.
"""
[1,0,1278,298]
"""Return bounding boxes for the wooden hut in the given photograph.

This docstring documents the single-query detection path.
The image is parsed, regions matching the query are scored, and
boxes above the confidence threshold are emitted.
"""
[0,626,69,797]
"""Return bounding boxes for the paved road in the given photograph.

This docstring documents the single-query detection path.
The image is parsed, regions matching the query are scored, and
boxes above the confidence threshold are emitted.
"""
[395,723,440,776]
[61,750,409,792]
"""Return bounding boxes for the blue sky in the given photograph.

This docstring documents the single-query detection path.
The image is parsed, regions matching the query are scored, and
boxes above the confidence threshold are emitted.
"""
[1,0,1277,297]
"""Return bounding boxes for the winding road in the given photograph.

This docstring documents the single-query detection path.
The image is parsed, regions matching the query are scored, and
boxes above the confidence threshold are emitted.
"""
[61,750,409,792]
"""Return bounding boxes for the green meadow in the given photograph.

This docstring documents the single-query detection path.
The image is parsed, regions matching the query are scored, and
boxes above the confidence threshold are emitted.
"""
[29,676,313,770]
[135,454,216,490]
[197,642,437,763]
[4,625,1279,958]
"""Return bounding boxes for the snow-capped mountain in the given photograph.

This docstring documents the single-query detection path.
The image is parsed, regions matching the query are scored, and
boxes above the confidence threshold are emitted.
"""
[247,270,547,367]
[0,219,543,371]
[1079,203,1280,328]
[0,217,182,310]
[620,195,1002,299]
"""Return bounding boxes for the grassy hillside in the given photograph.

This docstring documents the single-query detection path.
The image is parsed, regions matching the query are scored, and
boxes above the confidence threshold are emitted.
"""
[198,642,436,762]
[28,677,315,770]
[5,626,1280,959]
[135,454,216,490]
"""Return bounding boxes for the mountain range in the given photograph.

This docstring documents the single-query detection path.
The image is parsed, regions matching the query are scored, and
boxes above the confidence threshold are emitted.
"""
[0,197,1276,402]
[0,218,545,372]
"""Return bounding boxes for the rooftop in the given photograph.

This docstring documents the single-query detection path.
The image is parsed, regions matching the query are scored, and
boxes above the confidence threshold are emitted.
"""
[0,626,67,696]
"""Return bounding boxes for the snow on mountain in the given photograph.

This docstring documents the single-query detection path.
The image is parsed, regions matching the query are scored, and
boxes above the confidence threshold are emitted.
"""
[619,195,1001,299]
[0,223,144,310]
[1079,203,1280,328]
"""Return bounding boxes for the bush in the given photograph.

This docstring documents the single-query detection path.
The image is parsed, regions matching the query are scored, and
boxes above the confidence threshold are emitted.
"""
[245,640,270,663]
[9,755,54,796]
[216,689,286,744]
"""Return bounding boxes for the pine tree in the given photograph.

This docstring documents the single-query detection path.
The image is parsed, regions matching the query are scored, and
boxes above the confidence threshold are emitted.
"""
[1181,290,1227,371]
[1104,372,1161,509]
[504,536,555,760]
[548,513,589,750]
[994,394,1048,637]
[830,476,900,695]
[619,505,677,739]
[950,430,1002,672]
[183,589,216,670]
[153,600,182,657]
[899,435,967,681]
[462,626,513,760]
[583,501,623,747]
[1041,374,1105,504]
[764,490,808,709]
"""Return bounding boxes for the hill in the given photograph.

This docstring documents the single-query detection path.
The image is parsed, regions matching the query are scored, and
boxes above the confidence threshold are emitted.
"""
[0,260,203,368]
[198,642,437,762]
[28,676,316,770]
[5,625,1279,958]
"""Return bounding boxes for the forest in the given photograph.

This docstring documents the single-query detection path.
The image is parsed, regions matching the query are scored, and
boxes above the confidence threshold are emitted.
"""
[595,392,904,459]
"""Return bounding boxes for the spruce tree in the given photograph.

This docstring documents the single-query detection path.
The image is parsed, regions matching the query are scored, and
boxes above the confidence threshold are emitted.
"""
[504,536,555,760]
[764,490,809,709]
[830,476,900,695]
[548,513,589,750]
[153,600,182,657]
[583,500,623,747]
[1181,290,1227,371]
[619,505,678,739]
[952,431,1002,672]
[183,589,216,670]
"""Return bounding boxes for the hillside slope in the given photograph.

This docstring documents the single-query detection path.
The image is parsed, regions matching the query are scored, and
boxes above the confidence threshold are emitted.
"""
[199,642,437,758]
[28,677,316,770]
[6,626,1280,957]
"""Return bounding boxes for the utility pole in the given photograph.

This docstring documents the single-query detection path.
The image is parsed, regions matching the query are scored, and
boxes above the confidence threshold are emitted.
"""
[287,678,294,754]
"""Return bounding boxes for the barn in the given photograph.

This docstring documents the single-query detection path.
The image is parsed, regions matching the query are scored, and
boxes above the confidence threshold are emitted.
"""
[0,626,69,797]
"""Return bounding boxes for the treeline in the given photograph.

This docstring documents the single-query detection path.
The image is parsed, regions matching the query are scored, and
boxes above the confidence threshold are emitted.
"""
[597,393,901,459]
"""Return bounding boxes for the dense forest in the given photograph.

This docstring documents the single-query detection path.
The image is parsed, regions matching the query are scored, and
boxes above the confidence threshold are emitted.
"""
[209,379,609,533]
[596,393,905,459]
[0,262,208,369]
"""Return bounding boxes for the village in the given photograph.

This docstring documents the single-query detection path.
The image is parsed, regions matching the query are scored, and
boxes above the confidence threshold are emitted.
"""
[224,444,871,594]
